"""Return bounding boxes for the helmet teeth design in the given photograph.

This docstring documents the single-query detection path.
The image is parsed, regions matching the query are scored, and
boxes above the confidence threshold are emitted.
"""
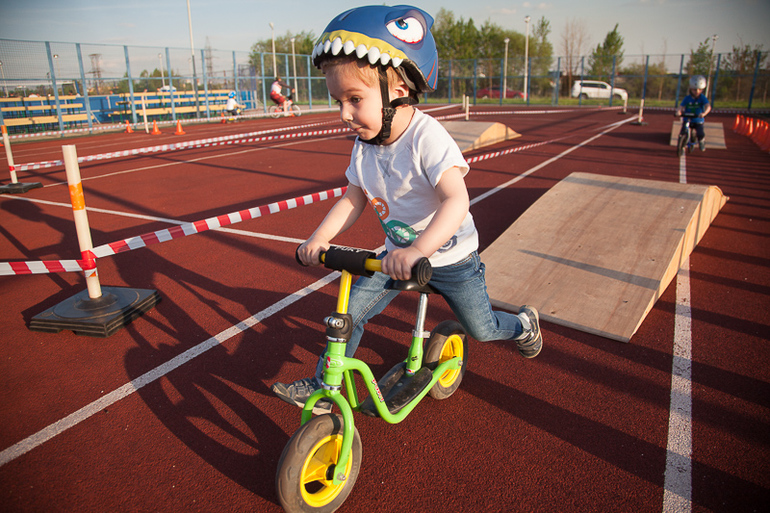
[367,46,381,65]
[331,37,343,56]
[311,5,439,93]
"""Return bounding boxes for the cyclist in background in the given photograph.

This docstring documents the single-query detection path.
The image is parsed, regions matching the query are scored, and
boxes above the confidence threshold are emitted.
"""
[225,91,244,117]
[676,75,712,151]
[270,76,294,114]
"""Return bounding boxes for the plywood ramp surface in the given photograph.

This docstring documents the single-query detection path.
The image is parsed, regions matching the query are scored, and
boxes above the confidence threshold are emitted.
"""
[440,121,521,152]
[481,172,727,342]
[669,121,726,149]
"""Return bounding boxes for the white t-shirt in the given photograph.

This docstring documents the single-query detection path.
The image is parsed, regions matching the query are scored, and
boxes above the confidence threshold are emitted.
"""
[345,108,478,267]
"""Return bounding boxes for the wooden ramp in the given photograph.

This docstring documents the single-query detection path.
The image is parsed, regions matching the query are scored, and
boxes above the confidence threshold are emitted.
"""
[440,121,521,152]
[481,172,728,342]
[669,121,726,149]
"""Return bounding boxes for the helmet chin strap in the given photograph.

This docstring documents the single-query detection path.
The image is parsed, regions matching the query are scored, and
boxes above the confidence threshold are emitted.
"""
[361,66,418,145]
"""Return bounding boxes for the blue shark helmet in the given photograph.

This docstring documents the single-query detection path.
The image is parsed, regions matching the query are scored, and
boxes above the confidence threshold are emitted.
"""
[312,5,439,143]
[228,91,236,98]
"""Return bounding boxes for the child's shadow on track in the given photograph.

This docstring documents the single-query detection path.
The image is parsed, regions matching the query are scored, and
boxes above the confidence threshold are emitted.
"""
[119,242,301,505]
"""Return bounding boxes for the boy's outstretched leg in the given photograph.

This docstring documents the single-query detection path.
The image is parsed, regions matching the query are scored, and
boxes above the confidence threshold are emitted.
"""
[515,305,542,358]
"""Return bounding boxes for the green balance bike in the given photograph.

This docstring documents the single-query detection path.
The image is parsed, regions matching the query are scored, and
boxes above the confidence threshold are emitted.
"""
[275,246,468,513]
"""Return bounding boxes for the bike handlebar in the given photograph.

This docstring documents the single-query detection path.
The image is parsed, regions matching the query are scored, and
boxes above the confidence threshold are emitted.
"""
[296,245,432,286]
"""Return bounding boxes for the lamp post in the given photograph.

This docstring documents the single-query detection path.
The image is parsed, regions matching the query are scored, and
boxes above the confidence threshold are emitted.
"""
[523,15,530,100]
[270,22,277,78]
[291,37,298,102]
[0,61,6,97]
[502,37,510,99]
[706,34,718,98]
[53,54,60,93]
[158,53,165,88]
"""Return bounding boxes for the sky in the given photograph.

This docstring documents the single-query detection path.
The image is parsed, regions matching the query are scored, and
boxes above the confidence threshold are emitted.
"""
[1,0,768,60]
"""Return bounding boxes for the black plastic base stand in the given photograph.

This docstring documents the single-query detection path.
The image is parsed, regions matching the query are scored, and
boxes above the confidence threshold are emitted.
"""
[29,286,161,337]
[0,182,43,194]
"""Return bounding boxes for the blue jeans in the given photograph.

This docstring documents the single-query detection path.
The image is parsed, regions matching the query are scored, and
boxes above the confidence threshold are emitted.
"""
[315,251,524,378]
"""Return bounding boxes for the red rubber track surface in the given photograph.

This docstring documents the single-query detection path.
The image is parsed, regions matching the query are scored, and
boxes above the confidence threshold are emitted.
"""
[1,107,768,512]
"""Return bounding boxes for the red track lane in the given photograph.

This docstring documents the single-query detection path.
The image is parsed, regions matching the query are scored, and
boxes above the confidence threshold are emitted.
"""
[1,107,768,512]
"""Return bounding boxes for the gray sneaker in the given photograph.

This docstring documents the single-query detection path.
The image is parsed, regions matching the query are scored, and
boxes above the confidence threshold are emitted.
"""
[699,139,706,151]
[516,306,543,358]
[271,376,333,414]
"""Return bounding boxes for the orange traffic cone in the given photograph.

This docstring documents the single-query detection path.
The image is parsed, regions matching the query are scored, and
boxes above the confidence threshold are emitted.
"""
[150,120,162,135]
[221,111,227,124]
[125,120,134,134]
[174,120,185,135]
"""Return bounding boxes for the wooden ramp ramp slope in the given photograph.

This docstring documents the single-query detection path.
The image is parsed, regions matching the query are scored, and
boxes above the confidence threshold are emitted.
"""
[440,120,521,152]
[481,172,728,342]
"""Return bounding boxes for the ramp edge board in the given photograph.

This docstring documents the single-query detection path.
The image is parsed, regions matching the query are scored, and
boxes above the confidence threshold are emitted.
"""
[481,172,727,342]
[440,120,521,152]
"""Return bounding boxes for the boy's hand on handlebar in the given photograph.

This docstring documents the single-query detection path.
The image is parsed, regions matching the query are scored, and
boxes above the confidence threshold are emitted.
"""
[297,238,329,266]
[381,247,425,281]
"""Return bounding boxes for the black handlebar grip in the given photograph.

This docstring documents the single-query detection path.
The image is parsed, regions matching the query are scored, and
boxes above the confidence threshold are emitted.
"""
[411,257,432,286]
[323,246,377,277]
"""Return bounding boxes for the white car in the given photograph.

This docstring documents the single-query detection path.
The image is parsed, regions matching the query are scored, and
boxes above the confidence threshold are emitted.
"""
[571,80,628,102]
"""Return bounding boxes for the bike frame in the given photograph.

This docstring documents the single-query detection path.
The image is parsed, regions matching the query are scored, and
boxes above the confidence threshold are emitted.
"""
[678,113,699,154]
[299,258,463,485]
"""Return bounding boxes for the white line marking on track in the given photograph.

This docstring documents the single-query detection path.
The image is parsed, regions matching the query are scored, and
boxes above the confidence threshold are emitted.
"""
[0,271,340,467]
[0,114,639,467]
[471,116,636,206]
[662,154,693,512]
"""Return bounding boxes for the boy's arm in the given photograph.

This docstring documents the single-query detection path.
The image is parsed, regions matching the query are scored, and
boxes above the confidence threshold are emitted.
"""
[298,184,367,266]
[382,166,470,280]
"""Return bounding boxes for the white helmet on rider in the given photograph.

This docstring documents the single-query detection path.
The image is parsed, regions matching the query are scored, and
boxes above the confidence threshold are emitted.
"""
[689,75,707,90]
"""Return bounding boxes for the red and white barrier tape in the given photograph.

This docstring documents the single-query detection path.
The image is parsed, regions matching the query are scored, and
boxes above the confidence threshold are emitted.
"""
[16,123,349,172]
[0,187,346,276]
[2,133,564,277]
[466,139,558,163]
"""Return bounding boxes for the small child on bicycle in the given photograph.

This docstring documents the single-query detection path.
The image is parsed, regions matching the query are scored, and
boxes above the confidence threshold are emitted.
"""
[676,75,712,151]
[272,5,542,414]
[270,76,293,114]
[225,91,244,117]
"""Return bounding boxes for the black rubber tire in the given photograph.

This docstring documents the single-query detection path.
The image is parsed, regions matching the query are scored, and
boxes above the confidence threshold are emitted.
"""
[677,131,687,157]
[424,320,468,400]
[276,414,362,513]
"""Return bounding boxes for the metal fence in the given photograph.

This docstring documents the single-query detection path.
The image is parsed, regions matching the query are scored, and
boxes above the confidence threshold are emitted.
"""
[1,38,767,132]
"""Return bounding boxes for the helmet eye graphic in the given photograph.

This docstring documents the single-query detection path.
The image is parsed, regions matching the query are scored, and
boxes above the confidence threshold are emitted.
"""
[386,17,424,43]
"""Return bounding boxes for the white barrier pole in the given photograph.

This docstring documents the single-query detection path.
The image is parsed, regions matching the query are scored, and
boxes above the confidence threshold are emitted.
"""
[2,125,19,184]
[638,98,645,123]
[62,144,102,300]
[465,95,470,121]
[141,95,149,133]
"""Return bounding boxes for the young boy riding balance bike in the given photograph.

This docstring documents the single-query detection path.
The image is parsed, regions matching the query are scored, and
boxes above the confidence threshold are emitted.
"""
[272,4,543,414]
[676,74,712,151]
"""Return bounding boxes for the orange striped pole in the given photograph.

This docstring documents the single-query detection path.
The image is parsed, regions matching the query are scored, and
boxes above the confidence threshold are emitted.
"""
[2,125,19,184]
[62,145,102,300]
